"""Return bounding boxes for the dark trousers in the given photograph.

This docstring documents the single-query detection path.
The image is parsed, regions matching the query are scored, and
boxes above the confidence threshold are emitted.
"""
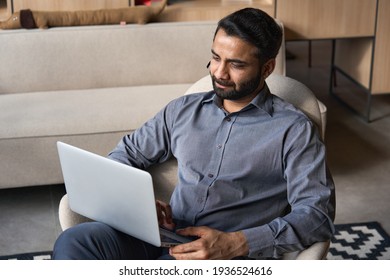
[53,222,172,260]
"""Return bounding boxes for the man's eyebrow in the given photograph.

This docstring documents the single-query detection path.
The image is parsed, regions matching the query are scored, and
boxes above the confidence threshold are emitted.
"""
[211,49,249,65]
[211,49,219,57]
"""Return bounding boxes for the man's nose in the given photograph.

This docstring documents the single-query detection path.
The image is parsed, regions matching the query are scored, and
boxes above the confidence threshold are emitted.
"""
[213,62,229,80]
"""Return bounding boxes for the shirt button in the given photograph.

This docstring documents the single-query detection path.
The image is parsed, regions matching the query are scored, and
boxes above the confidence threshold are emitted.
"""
[208,173,214,178]
[226,117,231,122]
[217,144,222,149]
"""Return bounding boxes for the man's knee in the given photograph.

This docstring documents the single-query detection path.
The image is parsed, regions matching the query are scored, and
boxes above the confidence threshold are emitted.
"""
[53,222,112,260]
[52,222,162,260]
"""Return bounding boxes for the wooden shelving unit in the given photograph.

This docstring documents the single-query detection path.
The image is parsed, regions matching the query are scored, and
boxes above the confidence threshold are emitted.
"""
[276,0,377,40]
[276,0,389,122]
[371,0,390,95]
[329,0,390,121]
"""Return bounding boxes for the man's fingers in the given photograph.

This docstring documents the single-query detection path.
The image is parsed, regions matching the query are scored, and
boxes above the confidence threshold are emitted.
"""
[162,204,173,223]
[170,238,212,260]
[170,240,202,254]
[156,200,175,229]
[176,226,206,237]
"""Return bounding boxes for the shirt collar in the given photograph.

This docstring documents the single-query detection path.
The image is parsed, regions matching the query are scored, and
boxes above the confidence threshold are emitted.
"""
[202,83,273,116]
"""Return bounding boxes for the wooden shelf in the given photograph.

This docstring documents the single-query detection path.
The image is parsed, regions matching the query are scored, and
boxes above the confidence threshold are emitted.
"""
[157,0,275,22]
[0,0,11,21]
[4,0,275,22]
[12,0,129,12]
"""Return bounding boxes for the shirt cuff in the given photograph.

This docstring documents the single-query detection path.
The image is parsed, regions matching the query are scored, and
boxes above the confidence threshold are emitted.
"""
[242,224,275,259]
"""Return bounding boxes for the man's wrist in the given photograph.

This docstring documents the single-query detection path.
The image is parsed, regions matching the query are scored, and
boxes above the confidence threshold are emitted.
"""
[229,231,249,257]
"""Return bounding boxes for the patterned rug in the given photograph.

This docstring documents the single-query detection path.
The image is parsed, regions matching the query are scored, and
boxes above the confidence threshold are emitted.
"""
[0,251,52,260]
[1,222,389,260]
[327,221,390,260]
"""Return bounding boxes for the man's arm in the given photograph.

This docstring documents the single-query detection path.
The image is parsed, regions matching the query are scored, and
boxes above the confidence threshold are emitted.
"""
[243,120,335,259]
[107,98,179,169]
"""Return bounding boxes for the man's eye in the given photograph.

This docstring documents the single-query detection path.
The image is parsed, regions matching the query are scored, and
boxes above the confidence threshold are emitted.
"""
[231,63,244,69]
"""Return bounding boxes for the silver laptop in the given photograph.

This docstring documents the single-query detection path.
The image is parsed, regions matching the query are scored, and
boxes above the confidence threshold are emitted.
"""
[56,141,193,247]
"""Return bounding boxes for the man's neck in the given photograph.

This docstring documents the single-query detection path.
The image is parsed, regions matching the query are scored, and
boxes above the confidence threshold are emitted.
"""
[222,90,261,114]
[222,100,248,114]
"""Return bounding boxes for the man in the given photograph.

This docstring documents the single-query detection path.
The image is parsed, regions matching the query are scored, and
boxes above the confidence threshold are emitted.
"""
[53,8,335,260]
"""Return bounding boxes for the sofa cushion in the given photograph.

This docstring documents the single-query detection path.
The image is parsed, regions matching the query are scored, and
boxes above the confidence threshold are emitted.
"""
[0,84,191,140]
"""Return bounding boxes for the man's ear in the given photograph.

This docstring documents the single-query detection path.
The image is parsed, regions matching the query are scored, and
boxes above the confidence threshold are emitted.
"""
[262,58,276,79]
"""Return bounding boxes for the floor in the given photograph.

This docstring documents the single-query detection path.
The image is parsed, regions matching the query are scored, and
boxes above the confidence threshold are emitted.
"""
[1,40,390,257]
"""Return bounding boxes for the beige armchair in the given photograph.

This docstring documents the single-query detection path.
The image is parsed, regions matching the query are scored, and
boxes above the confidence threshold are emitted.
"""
[58,73,331,260]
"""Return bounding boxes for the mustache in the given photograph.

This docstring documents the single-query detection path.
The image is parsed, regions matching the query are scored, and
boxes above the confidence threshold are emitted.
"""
[211,76,235,87]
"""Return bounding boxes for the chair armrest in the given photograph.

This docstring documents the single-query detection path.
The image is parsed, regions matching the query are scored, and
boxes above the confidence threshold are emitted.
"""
[282,240,330,260]
[58,194,92,231]
[295,240,330,260]
[59,194,330,260]
[317,100,327,140]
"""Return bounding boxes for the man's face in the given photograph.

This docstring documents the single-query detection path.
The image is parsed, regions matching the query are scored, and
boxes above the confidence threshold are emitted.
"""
[210,29,264,101]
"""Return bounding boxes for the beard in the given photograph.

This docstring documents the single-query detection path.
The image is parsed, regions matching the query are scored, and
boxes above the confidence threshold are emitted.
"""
[211,73,262,101]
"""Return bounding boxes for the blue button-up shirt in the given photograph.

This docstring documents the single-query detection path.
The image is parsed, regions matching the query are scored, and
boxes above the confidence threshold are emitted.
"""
[108,84,335,259]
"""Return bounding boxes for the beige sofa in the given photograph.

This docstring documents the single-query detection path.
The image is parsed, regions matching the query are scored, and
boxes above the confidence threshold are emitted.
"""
[0,22,212,188]
[0,21,286,189]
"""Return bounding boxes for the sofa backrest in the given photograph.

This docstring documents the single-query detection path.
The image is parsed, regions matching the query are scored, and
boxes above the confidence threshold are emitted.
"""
[0,20,285,94]
[0,22,216,94]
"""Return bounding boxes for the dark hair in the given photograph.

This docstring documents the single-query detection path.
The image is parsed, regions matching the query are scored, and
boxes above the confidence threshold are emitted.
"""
[214,8,283,63]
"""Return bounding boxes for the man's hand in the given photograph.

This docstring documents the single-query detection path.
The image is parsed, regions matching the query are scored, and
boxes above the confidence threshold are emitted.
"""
[156,200,175,230]
[169,226,249,260]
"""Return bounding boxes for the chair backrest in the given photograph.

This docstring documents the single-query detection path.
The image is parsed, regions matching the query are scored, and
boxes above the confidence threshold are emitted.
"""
[184,74,323,140]
[275,21,286,76]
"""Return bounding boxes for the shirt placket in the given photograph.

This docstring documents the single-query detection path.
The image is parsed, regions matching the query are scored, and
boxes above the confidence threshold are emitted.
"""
[193,113,238,223]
